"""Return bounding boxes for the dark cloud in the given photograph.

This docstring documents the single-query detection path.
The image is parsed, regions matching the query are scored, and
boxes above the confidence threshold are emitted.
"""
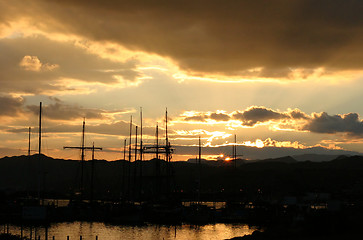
[233,107,288,126]
[289,109,310,120]
[181,107,288,125]
[180,107,363,136]
[0,95,24,116]
[184,115,206,122]
[3,0,363,78]
[210,113,230,121]
[304,112,363,135]
[183,112,230,122]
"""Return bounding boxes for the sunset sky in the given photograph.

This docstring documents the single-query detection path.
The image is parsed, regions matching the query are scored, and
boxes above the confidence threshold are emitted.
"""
[1,0,363,161]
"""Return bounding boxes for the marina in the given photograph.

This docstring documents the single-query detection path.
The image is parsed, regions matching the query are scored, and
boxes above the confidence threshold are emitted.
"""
[2,222,257,240]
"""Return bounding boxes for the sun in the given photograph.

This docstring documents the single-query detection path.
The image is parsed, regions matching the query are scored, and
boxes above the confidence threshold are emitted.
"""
[255,139,265,148]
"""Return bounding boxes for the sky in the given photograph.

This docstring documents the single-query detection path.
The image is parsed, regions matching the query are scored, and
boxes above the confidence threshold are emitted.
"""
[1,0,363,161]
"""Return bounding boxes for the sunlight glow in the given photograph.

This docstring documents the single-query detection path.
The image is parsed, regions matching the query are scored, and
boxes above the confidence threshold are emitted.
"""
[242,139,265,148]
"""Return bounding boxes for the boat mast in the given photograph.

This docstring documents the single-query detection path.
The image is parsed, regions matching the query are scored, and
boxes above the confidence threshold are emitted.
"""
[91,142,95,203]
[140,107,143,161]
[38,102,42,202]
[234,134,237,169]
[81,118,85,194]
[133,125,138,201]
[39,102,42,155]
[128,116,132,200]
[122,138,126,201]
[139,108,143,200]
[129,116,132,162]
[198,135,202,204]
[156,123,159,160]
[165,108,169,162]
[165,108,170,195]
[28,127,31,156]
[63,119,102,201]
[135,126,138,162]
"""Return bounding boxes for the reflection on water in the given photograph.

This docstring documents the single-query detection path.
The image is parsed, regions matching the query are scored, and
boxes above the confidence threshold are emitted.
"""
[182,201,226,209]
[43,200,226,209]
[6,222,257,240]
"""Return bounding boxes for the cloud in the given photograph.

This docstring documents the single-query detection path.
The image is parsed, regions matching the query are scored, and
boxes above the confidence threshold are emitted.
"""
[181,111,230,123]
[7,120,157,138]
[288,109,310,120]
[210,112,230,121]
[25,100,127,121]
[0,95,24,116]
[184,115,206,122]
[3,0,363,78]
[181,107,288,126]
[178,107,363,137]
[174,144,358,160]
[19,55,59,72]
[0,36,142,94]
[304,112,363,135]
[233,107,288,126]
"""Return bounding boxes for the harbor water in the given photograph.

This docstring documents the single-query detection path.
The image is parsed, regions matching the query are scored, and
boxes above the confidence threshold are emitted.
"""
[4,221,258,240]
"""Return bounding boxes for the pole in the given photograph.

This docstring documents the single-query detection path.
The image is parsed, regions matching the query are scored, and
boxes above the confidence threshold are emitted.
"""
[39,102,42,155]
[155,123,160,199]
[165,108,170,195]
[156,123,159,160]
[27,127,31,197]
[139,108,143,200]
[38,102,42,202]
[165,108,169,162]
[234,134,237,169]
[45,226,48,240]
[128,116,132,200]
[91,142,95,203]
[135,126,138,162]
[122,138,126,201]
[80,118,85,200]
[140,107,143,161]
[198,136,202,204]
[63,120,102,202]
[124,139,126,161]
[28,127,31,156]
[129,116,132,162]
[134,125,138,200]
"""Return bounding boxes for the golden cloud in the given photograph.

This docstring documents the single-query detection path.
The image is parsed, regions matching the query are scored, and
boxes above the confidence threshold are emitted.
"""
[19,55,59,72]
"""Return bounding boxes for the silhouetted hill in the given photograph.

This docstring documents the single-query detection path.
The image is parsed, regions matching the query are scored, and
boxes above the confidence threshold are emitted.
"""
[254,156,297,163]
[2,154,363,201]
[186,158,246,167]
[329,155,363,168]
[292,153,349,162]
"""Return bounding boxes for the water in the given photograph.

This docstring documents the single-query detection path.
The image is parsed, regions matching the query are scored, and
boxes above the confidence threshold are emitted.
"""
[4,222,258,240]
[43,200,226,209]
[182,201,226,209]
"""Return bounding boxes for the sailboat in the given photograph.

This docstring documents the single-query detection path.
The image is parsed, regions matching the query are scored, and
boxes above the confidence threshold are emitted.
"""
[183,136,216,224]
[22,102,47,221]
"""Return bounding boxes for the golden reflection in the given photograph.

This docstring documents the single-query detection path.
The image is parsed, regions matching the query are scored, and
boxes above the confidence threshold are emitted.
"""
[6,222,257,240]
